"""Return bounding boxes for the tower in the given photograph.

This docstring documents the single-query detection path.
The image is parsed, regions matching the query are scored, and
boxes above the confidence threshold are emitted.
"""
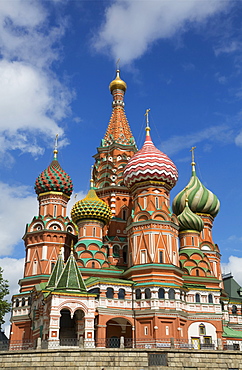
[93,70,137,267]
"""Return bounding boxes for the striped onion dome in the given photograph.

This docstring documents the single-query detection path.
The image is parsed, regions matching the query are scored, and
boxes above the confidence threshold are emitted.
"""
[124,127,178,189]
[172,162,220,218]
[177,199,204,232]
[71,181,112,225]
[35,152,73,197]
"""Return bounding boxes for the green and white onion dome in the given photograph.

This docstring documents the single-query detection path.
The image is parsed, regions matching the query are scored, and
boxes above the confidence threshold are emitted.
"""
[177,199,204,232]
[71,184,112,225]
[172,164,220,218]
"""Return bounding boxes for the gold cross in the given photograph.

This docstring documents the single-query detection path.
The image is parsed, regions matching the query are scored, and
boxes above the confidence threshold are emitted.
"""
[144,108,151,127]
[190,146,196,162]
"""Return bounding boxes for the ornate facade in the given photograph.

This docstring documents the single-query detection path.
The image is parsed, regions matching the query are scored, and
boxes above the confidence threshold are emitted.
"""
[9,70,242,349]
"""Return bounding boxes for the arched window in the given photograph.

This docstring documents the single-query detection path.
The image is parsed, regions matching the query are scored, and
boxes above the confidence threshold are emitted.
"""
[196,269,199,276]
[106,288,114,299]
[15,299,19,307]
[92,262,95,269]
[221,300,225,311]
[143,197,147,209]
[113,245,119,258]
[123,245,128,263]
[51,262,55,272]
[168,288,175,300]
[195,293,200,303]
[122,208,127,220]
[232,305,238,315]
[118,289,125,299]
[89,288,100,299]
[158,288,165,299]
[53,205,57,218]
[83,227,86,237]
[22,297,26,307]
[199,323,206,335]
[155,197,159,208]
[28,297,32,306]
[93,227,96,237]
[145,288,151,299]
[208,294,213,303]
[135,289,141,300]
[159,251,163,263]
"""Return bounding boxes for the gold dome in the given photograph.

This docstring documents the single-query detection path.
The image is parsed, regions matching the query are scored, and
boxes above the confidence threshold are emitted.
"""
[109,70,127,93]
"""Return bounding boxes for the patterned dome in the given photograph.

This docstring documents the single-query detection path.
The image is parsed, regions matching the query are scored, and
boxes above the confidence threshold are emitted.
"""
[177,200,204,232]
[172,163,220,218]
[124,128,178,189]
[35,156,73,197]
[71,185,112,225]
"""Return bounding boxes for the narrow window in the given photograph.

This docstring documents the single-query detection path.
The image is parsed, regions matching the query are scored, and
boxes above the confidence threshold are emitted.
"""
[106,288,114,299]
[158,288,165,299]
[155,197,159,208]
[144,326,148,336]
[136,289,141,300]
[51,262,55,272]
[33,260,37,275]
[143,197,147,209]
[159,251,163,263]
[42,245,47,260]
[232,305,238,315]
[118,288,125,299]
[113,245,119,258]
[141,250,146,264]
[196,269,199,276]
[22,297,26,307]
[122,208,127,220]
[168,288,175,300]
[15,299,19,308]
[166,326,169,335]
[192,237,194,246]
[208,294,213,303]
[93,227,96,237]
[123,245,128,263]
[195,293,200,303]
[53,205,57,218]
[92,262,95,269]
[83,227,86,237]
[145,288,151,299]
[199,323,206,335]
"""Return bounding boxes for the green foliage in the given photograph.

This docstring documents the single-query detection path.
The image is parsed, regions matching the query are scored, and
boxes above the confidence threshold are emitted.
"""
[0,267,11,328]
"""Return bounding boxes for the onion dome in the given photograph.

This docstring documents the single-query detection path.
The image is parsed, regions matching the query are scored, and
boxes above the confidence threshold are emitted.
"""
[35,141,73,197]
[177,199,204,232]
[124,123,178,189]
[71,179,112,225]
[109,69,127,93]
[172,151,220,218]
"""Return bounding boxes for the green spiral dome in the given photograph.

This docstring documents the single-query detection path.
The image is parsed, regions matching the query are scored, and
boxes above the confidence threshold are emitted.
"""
[172,166,220,218]
[71,187,112,225]
[177,200,204,232]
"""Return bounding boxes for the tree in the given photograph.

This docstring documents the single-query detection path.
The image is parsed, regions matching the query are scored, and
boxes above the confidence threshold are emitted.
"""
[0,267,11,329]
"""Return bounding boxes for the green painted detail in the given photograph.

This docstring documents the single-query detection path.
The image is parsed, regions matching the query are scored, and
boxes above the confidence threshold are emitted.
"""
[85,276,133,287]
[35,159,73,196]
[173,168,220,217]
[46,253,64,289]
[134,282,179,287]
[223,326,242,338]
[75,240,103,248]
[79,267,123,274]
[80,257,106,266]
[179,249,204,257]
[177,201,204,232]
[55,252,86,292]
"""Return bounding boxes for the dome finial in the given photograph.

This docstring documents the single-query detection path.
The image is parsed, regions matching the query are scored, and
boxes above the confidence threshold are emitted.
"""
[190,146,196,174]
[144,108,151,136]
[53,134,58,160]
[90,165,94,188]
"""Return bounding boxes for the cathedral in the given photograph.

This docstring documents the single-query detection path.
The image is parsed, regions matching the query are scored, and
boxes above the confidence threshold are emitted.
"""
[9,70,242,349]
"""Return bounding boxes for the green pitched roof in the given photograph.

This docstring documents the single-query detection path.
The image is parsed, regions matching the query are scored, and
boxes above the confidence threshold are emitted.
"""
[46,252,64,290]
[223,274,242,301]
[55,251,87,293]
[223,326,242,338]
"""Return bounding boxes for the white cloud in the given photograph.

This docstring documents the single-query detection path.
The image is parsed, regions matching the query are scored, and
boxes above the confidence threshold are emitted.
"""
[222,256,242,286]
[0,1,72,161]
[93,0,230,65]
[160,124,234,156]
[0,182,37,256]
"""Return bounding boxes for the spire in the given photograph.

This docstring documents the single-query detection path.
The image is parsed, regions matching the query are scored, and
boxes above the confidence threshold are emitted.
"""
[90,165,94,189]
[144,108,151,136]
[55,247,87,293]
[45,248,64,290]
[190,146,196,174]
[53,134,58,160]
[102,69,136,147]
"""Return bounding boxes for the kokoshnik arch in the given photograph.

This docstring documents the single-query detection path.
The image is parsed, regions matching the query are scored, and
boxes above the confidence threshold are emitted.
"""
[9,70,242,349]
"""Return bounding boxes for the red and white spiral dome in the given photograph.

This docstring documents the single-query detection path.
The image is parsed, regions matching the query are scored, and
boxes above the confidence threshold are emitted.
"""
[124,127,178,189]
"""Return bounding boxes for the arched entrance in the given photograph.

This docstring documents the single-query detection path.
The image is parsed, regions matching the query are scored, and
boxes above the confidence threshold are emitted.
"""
[59,309,85,346]
[106,317,132,348]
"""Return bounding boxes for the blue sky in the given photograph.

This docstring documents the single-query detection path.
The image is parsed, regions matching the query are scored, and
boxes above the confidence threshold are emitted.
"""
[1,0,242,331]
